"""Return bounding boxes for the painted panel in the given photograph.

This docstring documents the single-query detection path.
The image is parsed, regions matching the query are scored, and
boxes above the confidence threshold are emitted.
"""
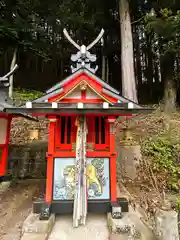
[65,87,81,99]
[0,118,8,144]
[86,87,101,99]
[53,157,110,200]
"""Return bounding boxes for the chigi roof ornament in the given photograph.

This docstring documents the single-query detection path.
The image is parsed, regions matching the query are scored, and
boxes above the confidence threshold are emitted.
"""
[63,28,104,73]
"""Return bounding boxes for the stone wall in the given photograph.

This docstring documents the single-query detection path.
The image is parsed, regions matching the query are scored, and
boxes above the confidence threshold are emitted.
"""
[7,140,48,179]
[10,118,49,145]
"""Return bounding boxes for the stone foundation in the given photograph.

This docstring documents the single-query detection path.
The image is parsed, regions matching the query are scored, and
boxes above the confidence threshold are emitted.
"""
[21,213,55,240]
[117,144,142,180]
[7,140,47,179]
[107,206,156,240]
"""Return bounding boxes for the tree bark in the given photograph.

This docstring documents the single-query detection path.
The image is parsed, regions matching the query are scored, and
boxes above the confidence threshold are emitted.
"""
[163,54,176,113]
[9,48,17,99]
[119,0,138,103]
[102,55,106,81]
[106,57,109,83]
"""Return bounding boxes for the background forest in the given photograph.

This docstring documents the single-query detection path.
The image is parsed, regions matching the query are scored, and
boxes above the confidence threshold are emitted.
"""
[1,0,180,108]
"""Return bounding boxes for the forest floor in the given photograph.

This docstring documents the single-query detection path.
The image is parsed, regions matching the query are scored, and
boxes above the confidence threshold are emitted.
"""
[0,180,42,240]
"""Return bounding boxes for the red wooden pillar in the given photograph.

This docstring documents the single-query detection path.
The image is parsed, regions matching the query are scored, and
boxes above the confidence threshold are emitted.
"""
[0,116,12,176]
[45,117,56,204]
[108,116,117,202]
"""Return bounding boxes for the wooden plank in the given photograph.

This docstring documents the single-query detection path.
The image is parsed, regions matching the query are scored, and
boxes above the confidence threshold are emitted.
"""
[6,107,153,115]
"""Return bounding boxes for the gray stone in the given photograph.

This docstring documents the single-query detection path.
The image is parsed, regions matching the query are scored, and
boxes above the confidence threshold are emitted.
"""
[21,233,48,240]
[154,209,179,240]
[48,213,109,240]
[22,213,55,235]
[107,206,156,240]
[0,181,11,194]
[117,144,142,180]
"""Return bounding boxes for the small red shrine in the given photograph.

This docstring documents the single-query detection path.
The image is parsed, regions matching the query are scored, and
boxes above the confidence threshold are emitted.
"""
[6,29,151,226]
[0,65,35,178]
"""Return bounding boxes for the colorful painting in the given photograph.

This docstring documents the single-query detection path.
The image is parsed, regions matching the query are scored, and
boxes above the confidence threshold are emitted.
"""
[53,158,110,200]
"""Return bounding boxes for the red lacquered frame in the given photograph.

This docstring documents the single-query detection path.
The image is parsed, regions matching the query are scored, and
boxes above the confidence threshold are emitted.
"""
[0,114,12,176]
[45,114,117,204]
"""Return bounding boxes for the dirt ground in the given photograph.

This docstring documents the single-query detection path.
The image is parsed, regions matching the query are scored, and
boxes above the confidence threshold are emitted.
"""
[0,180,42,240]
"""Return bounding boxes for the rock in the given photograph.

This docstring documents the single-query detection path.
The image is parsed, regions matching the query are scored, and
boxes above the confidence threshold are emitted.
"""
[117,145,142,180]
[154,209,179,240]
[22,213,55,235]
[0,181,11,194]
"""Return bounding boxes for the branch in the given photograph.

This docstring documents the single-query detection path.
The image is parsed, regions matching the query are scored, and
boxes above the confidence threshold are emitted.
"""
[1,64,18,79]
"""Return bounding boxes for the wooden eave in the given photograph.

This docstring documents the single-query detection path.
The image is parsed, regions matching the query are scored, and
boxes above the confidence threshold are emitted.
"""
[1,102,38,121]
[102,88,141,108]
[5,102,153,116]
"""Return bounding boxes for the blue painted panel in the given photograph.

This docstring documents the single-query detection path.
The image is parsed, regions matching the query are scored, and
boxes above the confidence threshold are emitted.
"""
[53,158,110,200]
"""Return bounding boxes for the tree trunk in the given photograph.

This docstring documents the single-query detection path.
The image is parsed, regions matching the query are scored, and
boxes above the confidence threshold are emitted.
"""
[9,48,17,99]
[102,55,106,81]
[119,0,138,103]
[163,54,176,113]
[134,25,142,87]
[106,57,109,83]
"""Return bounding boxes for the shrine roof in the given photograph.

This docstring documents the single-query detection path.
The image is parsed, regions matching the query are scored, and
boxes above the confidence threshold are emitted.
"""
[46,68,119,95]
[4,66,153,115]
[0,101,37,121]
[0,65,38,121]
[0,102,11,112]
[19,67,141,109]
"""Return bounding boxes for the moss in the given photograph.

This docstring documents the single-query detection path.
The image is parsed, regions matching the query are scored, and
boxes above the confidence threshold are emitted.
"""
[14,88,43,101]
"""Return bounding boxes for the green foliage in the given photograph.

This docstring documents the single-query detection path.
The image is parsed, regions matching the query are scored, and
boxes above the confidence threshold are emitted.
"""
[143,137,180,191]
[145,8,180,56]
[14,88,43,101]
[175,197,180,212]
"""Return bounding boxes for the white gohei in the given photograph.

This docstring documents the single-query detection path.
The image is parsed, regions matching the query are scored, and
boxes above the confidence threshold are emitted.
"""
[26,101,32,108]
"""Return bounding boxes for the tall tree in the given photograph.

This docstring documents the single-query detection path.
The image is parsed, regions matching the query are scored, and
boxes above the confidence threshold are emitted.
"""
[119,0,138,103]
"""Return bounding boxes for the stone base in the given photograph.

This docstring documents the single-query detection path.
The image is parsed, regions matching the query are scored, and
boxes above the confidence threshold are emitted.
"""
[117,144,142,180]
[0,181,11,194]
[107,206,156,240]
[21,233,48,240]
[21,213,55,240]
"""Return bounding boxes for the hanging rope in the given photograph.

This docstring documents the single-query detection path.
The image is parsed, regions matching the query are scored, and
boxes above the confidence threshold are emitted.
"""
[73,116,88,227]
